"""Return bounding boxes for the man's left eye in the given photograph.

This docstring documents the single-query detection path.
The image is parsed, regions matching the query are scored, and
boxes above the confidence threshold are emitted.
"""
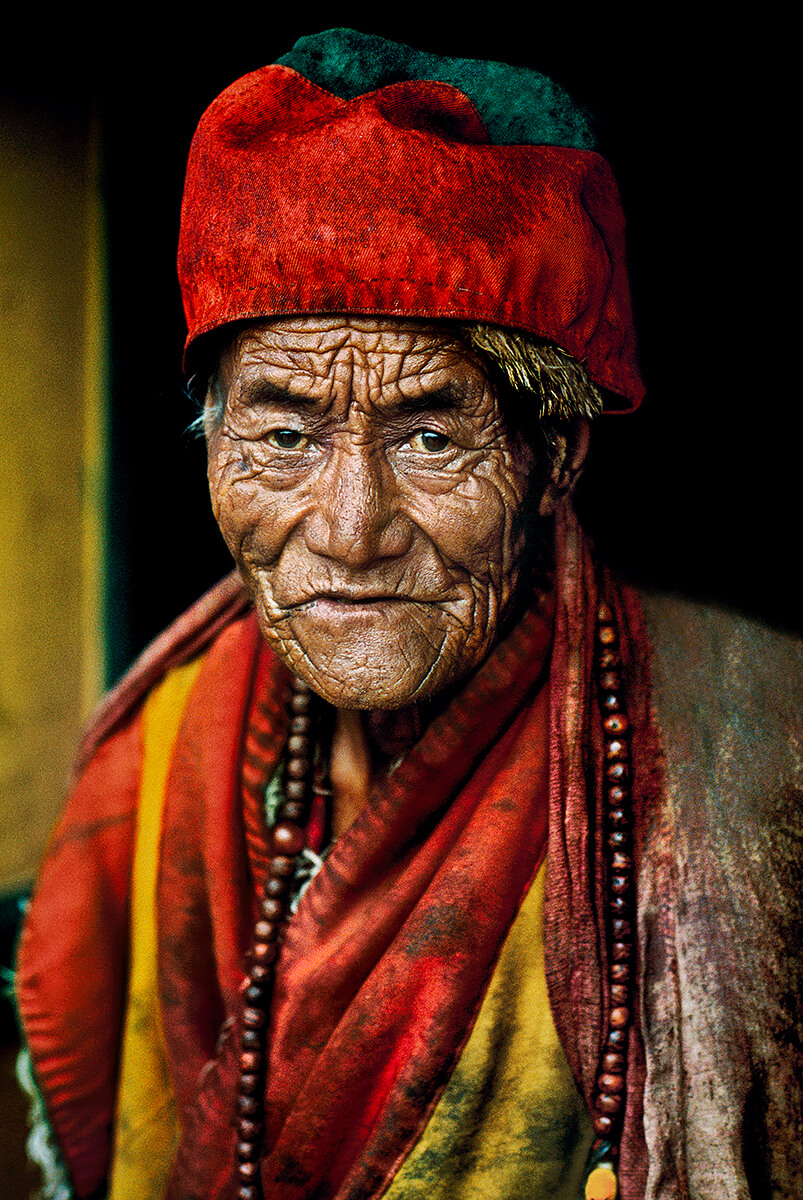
[267,429,306,449]
[410,429,450,453]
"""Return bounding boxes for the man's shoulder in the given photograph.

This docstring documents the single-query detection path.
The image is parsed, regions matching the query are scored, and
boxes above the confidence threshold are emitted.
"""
[634,585,803,847]
[636,586,803,732]
[637,585,803,662]
[75,571,252,776]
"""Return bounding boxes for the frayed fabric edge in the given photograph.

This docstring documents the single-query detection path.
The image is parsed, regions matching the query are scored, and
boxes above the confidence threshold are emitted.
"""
[16,1046,75,1200]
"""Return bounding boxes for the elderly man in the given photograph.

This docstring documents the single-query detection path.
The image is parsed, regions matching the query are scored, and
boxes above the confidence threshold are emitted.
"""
[16,29,802,1200]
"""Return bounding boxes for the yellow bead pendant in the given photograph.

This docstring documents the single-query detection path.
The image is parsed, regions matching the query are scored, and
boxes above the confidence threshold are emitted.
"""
[585,1162,618,1200]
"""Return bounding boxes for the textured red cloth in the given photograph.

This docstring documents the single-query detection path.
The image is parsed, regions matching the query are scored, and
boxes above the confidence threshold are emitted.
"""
[15,716,142,1198]
[17,516,655,1199]
[159,606,554,1198]
[19,527,803,1196]
[178,66,644,409]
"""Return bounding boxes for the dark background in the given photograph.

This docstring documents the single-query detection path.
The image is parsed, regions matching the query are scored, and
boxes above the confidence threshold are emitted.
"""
[5,8,799,676]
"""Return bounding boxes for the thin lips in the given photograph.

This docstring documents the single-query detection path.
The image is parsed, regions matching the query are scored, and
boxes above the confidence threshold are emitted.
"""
[281,589,420,609]
[307,591,408,604]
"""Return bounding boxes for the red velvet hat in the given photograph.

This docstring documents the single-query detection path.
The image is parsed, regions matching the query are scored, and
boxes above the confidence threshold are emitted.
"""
[178,31,644,409]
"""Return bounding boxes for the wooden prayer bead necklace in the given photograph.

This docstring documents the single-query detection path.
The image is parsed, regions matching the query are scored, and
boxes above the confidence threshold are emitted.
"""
[235,603,636,1200]
[235,676,320,1200]
[584,599,636,1200]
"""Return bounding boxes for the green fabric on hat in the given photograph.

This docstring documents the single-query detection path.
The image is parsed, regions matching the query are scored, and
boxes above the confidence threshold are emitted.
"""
[277,28,596,150]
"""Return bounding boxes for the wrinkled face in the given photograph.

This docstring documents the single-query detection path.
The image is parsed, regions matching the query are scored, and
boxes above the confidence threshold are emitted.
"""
[207,316,540,709]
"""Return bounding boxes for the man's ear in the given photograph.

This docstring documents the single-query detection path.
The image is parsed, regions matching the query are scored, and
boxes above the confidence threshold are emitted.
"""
[538,419,591,516]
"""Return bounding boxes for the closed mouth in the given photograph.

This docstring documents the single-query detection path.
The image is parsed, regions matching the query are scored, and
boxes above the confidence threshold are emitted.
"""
[306,593,409,606]
[284,592,423,614]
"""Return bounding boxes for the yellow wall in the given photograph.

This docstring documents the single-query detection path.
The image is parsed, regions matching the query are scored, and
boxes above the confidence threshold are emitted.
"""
[0,101,107,893]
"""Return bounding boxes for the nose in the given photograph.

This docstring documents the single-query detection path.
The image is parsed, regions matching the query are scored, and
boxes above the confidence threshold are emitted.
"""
[303,438,412,567]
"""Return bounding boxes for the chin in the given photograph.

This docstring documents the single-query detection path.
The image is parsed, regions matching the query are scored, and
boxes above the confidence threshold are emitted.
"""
[282,654,443,711]
[264,628,464,710]
[254,592,494,711]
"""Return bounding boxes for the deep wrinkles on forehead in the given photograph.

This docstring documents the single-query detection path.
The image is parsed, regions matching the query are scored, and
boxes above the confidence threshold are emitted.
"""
[227,319,489,414]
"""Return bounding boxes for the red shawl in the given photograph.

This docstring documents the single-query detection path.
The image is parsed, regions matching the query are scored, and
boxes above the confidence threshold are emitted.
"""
[17,510,654,1198]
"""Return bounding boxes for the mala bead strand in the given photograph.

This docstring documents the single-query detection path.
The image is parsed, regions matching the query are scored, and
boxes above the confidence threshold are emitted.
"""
[235,677,318,1200]
[585,600,636,1200]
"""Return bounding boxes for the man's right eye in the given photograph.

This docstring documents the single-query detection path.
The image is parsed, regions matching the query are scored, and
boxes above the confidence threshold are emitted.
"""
[267,429,307,450]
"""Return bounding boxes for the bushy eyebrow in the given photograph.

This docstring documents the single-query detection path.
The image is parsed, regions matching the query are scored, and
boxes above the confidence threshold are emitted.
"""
[395,383,467,413]
[237,379,468,413]
[238,379,316,408]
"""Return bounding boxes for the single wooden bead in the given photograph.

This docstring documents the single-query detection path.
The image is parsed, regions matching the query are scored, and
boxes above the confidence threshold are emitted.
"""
[602,1051,625,1072]
[610,1006,630,1028]
[254,920,278,942]
[609,896,630,916]
[239,1072,260,1094]
[243,985,265,1006]
[240,1050,261,1073]
[284,779,307,803]
[607,786,626,805]
[611,852,632,871]
[239,1187,259,1200]
[610,963,630,983]
[287,734,310,756]
[611,919,631,939]
[608,809,630,827]
[604,713,630,735]
[608,830,628,848]
[598,649,620,669]
[241,1029,260,1051]
[611,875,629,895]
[289,714,311,734]
[252,941,278,964]
[602,693,619,712]
[610,984,629,1005]
[289,690,312,713]
[612,941,630,962]
[598,625,617,646]
[286,757,310,780]
[249,964,270,984]
[261,898,284,920]
[237,1140,260,1162]
[606,762,628,780]
[239,1118,263,1140]
[592,1113,614,1136]
[596,1092,622,1115]
[597,602,614,623]
[266,877,289,897]
[270,854,298,877]
[605,740,626,761]
[606,1028,628,1049]
[242,1008,266,1029]
[600,671,620,691]
[598,1072,625,1094]
[238,1160,259,1180]
[238,1095,259,1116]
[273,823,306,856]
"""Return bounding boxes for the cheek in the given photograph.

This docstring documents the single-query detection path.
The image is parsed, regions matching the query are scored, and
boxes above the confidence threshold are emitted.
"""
[208,445,293,564]
[405,463,527,582]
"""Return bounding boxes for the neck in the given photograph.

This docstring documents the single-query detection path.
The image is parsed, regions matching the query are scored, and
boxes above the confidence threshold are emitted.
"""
[326,586,555,838]
[329,705,425,837]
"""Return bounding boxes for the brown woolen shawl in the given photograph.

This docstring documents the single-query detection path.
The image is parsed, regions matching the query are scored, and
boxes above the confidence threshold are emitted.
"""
[636,593,803,1199]
[552,528,803,1199]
